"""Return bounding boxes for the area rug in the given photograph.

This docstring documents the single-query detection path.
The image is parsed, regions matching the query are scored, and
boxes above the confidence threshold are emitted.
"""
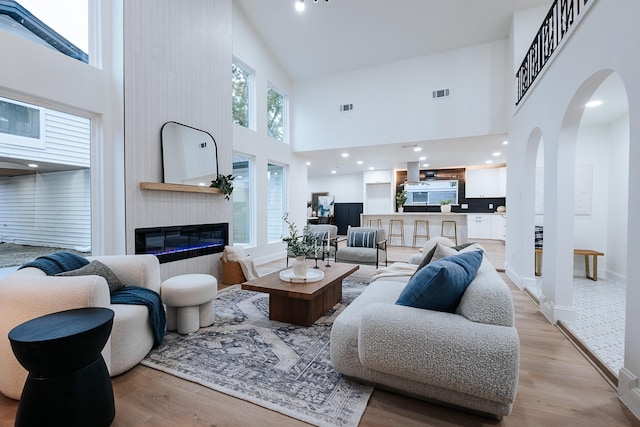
[141,278,373,427]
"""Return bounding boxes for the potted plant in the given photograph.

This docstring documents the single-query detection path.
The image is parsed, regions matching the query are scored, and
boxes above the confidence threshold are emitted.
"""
[282,212,317,277]
[395,190,407,213]
[210,173,235,200]
[439,198,453,213]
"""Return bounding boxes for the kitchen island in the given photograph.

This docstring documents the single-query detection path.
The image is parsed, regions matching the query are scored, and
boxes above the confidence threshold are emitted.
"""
[360,213,468,247]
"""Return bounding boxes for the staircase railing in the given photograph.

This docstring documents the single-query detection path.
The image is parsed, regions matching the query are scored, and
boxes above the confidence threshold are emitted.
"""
[515,0,593,105]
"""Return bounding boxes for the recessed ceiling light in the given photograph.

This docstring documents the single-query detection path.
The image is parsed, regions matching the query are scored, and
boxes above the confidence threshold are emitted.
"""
[485,160,493,164]
[28,164,38,168]
[586,100,602,108]
[492,152,501,156]
[306,161,311,166]
[502,140,508,145]
[341,153,349,158]
[413,147,422,152]
[419,156,426,161]
[356,160,363,165]
[331,170,337,174]
[294,0,305,12]
[198,182,206,186]
[422,163,429,167]
[368,167,374,170]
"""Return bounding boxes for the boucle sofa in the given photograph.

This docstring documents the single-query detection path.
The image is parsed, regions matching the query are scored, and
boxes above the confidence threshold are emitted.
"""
[0,254,161,400]
[330,242,520,419]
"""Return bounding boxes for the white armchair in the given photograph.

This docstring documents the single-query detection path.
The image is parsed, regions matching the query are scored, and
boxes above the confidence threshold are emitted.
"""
[0,254,161,400]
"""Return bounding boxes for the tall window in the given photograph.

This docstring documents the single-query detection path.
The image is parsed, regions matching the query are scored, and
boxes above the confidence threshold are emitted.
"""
[267,85,286,142]
[0,98,92,264]
[232,153,252,245]
[232,60,253,128]
[267,163,285,242]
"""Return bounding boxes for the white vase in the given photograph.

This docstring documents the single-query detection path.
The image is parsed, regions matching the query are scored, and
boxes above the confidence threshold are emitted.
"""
[398,207,404,213]
[292,255,308,277]
[440,204,451,213]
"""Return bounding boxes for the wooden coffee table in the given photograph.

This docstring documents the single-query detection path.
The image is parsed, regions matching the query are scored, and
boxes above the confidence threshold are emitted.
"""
[242,263,359,326]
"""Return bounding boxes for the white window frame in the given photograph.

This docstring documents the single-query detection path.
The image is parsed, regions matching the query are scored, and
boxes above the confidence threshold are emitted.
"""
[266,82,288,143]
[267,161,287,243]
[232,151,255,247]
[232,57,255,130]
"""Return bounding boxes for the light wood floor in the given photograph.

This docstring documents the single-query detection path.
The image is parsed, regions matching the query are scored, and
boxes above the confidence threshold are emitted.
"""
[1,242,639,426]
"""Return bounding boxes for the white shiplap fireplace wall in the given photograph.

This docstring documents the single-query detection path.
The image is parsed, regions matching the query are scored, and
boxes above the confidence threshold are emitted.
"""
[123,0,233,280]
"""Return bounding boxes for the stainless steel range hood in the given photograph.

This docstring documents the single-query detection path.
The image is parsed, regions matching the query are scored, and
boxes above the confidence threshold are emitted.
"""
[407,161,420,183]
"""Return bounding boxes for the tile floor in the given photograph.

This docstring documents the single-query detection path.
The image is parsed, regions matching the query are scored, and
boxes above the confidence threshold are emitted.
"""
[527,276,625,375]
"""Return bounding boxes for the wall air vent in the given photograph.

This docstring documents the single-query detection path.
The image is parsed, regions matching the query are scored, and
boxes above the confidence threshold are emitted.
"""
[432,88,450,99]
[339,103,353,112]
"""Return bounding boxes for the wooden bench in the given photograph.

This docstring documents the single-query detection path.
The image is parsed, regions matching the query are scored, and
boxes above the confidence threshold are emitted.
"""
[534,249,605,281]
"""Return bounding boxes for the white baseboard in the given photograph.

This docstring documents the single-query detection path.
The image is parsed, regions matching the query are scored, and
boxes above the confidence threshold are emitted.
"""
[539,294,575,324]
[254,250,286,266]
[606,269,627,284]
[505,266,524,290]
[618,368,640,420]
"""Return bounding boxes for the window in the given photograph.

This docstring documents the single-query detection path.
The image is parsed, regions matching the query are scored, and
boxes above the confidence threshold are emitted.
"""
[0,99,92,264]
[232,153,253,245]
[0,97,44,148]
[267,163,286,242]
[0,0,89,63]
[232,60,253,128]
[267,85,286,142]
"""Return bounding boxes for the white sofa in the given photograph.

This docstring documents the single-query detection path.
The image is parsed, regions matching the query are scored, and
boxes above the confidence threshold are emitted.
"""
[330,245,520,419]
[0,254,161,400]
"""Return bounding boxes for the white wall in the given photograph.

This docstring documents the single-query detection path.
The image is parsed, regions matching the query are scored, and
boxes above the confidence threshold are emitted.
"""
[292,41,509,152]
[123,0,233,279]
[308,173,364,203]
[607,115,630,278]
[505,0,640,415]
[232,3,307,264]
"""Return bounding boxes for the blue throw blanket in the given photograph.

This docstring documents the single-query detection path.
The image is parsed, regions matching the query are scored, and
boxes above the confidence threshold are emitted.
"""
[19,251,89,275]
[111,286,166,347]
[20,252,165,346]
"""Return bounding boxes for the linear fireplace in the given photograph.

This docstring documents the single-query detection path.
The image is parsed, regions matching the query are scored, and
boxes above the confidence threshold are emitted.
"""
[135,223,228,263]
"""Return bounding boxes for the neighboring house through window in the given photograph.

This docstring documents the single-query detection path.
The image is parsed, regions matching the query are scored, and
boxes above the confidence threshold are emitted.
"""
[232,153,253,245]
[267,163,286,242]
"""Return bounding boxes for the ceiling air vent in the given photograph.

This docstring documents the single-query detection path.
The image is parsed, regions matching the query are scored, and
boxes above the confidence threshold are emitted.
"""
[432,88,450,99]
[339,103,353,112]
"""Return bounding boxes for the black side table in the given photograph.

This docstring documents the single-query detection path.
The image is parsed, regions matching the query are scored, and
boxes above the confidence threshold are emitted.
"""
[9,307,115,427]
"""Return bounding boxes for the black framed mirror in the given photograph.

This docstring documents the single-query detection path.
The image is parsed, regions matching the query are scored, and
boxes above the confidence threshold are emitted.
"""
[161,121,218,186]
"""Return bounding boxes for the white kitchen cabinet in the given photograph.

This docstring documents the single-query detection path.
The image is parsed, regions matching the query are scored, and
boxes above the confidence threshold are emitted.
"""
[465,167,506,198]
[364,169,392,183]
[491,214,506,241]
[467,214,493,239]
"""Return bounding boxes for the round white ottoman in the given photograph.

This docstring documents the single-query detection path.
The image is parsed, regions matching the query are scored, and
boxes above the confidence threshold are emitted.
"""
[161,274,217,334]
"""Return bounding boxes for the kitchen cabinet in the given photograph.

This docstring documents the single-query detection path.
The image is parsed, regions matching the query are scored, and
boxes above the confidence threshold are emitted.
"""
[491,214,506,241]
[467,214,492,239]
[364,169,392,183]
[465,167,506,198]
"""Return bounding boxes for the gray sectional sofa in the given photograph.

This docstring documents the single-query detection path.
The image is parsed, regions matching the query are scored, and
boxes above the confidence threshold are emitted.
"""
[330,243,520,419]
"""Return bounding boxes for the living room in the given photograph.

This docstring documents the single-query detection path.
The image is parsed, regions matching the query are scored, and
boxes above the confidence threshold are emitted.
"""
[1,0,640,425]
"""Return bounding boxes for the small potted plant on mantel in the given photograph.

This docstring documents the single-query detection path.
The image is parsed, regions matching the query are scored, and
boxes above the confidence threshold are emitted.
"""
[210,173,235,200]
[396,190,407,213]
[439,198,453,214]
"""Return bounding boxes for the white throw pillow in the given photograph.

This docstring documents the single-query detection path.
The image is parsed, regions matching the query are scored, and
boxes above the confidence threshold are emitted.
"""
[420,236,455,254]
[430,243,458,262]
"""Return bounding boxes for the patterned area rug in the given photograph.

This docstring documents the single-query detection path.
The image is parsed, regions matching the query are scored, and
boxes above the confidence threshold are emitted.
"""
[142,278,373,427]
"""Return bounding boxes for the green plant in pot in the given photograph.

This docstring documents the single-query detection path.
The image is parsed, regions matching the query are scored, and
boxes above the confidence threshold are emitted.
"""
[210,173,235,200]
[439,198,453,213]
[395,190,407,212]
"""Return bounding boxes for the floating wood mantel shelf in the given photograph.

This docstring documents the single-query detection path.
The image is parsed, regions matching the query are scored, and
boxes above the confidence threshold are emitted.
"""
[139,182,222,194]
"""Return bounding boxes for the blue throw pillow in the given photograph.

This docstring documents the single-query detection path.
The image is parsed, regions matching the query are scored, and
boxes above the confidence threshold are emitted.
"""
[395,250,483,312]
[312,231,328,246]
[348,231,376,248]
